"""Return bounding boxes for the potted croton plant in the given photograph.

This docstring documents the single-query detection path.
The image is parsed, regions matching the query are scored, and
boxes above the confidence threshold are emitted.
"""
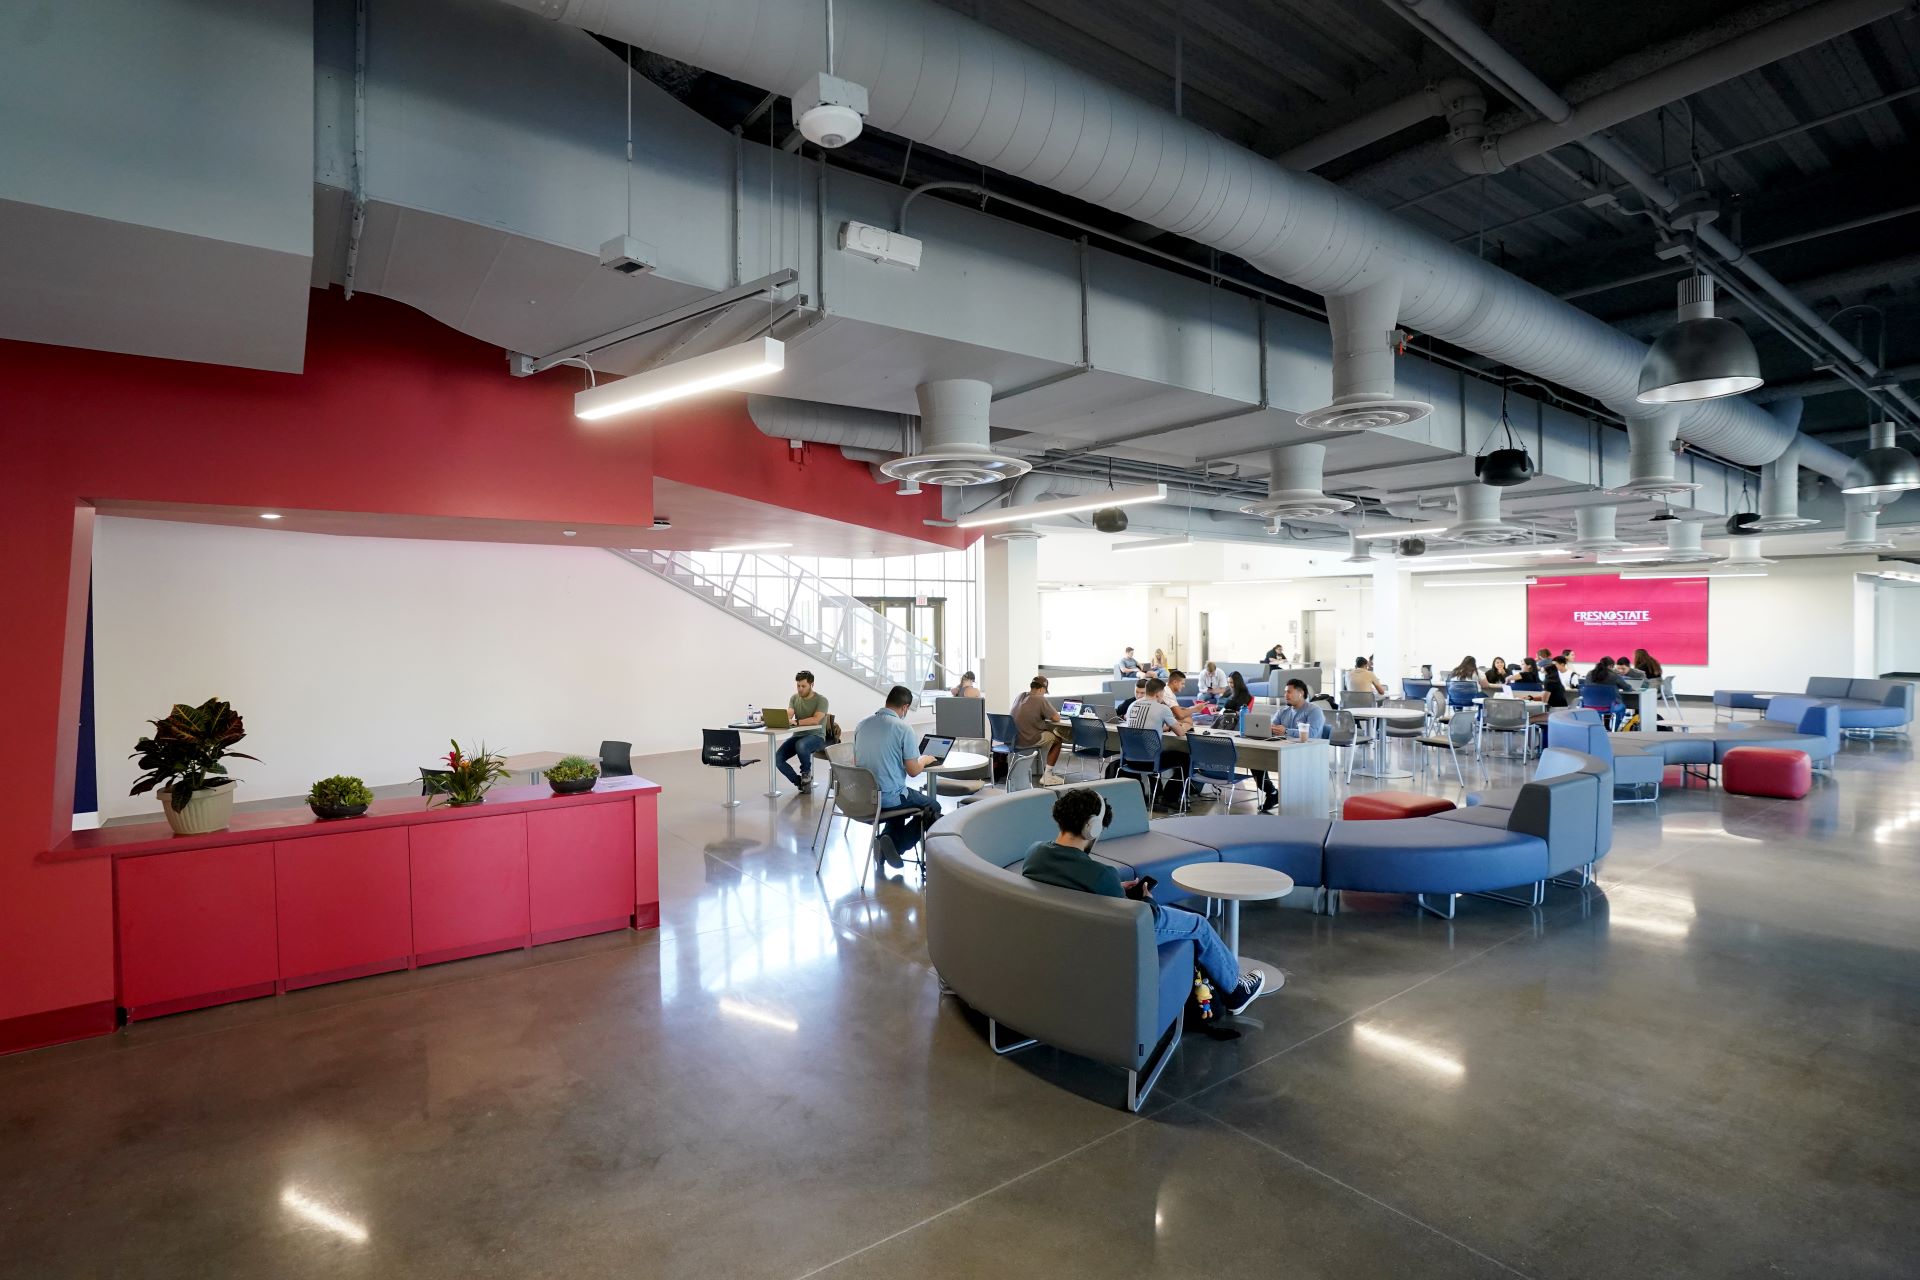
[129,697,259,836]
[544,755,600,795]
[423,740,512,808]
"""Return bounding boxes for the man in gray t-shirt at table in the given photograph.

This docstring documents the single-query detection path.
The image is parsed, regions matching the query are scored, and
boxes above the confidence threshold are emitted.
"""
[774,670,830,790]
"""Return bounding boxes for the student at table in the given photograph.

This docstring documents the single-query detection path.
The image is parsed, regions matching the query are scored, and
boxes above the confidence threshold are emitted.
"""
[1221,672,1280,811]
[1012,675,1066,786]
[773,670,830,790]
[1114,647,1143,678]
[1022,787,1268,1015]
[950,670,983,699]
[1200,661,1232,701]
[853,685,941,868]
[1124,678,1189,738]
[1115,677,1148,719]
[1346,655,1389,697]
[1274,678,1326,740]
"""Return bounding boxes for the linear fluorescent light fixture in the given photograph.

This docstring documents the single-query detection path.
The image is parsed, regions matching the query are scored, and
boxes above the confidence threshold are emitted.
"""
[1621,570,1763,580]
[1354,525,1449,539]
[954,482,1168,530]
[1113,534,1192,553]
[709,541,791,552]
[1211,578,1293,585]
[1424,578,1538,588]
[574,336,784,421]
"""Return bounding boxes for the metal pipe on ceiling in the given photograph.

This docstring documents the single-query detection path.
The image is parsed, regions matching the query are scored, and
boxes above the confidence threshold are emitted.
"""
[1385,0,1916,457]
[503,0,1839,480]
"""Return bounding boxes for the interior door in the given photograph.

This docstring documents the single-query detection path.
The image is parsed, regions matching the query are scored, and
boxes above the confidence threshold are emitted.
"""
[1303,609,1338,666]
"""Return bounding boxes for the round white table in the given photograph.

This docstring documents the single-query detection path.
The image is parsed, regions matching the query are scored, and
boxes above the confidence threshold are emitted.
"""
[920,750,989,782]
[1169,862,1294,985]
[1345,707,1425,781]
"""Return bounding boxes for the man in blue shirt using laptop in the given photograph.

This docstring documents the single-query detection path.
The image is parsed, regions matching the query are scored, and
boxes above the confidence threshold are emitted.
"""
[853,685,941,869]
[1274,678,1325,740]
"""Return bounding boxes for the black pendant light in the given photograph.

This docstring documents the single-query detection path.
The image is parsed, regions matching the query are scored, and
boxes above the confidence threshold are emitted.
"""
[1725,478,1759,535]
[1475,378,1535,487]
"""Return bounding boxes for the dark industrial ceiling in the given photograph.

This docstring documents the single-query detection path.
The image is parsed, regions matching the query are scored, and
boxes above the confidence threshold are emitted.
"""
[628,0,1920,447]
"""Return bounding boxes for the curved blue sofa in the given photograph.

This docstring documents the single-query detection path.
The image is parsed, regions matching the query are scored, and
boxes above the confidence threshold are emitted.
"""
[1611,697,1839,770]
[924,758,1610,1108]
[1714,677,1912,734]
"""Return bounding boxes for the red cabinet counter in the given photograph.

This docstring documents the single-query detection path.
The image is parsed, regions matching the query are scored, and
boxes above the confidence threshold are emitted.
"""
[51,777,660,1023]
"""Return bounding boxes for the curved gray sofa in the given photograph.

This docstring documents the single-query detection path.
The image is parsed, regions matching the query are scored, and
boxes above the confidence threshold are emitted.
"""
[1714,677,1911,733]
[925,756,1611,1108]
[1612,698,1839,769]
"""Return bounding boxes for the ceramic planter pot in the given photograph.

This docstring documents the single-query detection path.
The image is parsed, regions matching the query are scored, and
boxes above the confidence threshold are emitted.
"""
[548,776,597,795]
[164,784,235,835]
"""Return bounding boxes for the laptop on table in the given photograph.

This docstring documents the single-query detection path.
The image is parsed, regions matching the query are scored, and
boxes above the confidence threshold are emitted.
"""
[1241,709,1275,740]
[760,707,792,729]
[917,735,957,764]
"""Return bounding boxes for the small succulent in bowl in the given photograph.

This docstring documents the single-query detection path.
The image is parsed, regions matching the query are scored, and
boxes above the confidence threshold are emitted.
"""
[545,756,601,795]
[308,774,374,820]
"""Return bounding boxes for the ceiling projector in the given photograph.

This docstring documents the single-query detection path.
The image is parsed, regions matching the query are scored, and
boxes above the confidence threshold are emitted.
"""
[1091,508,1130,533]
[793,73,869,149]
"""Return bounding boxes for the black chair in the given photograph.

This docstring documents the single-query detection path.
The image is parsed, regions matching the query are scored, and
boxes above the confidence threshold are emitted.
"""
[599,740,633,777]
[419,767,452,797]
[700,729,759,808]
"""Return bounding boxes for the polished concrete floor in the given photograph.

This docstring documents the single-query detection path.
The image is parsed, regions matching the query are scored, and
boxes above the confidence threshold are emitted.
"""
[4,721,1918,1278]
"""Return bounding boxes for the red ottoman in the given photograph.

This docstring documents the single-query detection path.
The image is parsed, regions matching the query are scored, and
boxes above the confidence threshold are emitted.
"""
[1721,746,1812,799]
[1343,791,1457,820]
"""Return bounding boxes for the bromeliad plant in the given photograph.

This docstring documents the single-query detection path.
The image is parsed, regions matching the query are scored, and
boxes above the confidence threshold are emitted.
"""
[129,698,259,812]
[425,740,512,807]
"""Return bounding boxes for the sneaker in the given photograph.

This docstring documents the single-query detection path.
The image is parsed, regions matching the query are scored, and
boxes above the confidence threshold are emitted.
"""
[796,772,814,788]
[1259,790,1279,813]
[1224,968,1270,1015]
[1039,771,1066,787]
[873,835,904,868]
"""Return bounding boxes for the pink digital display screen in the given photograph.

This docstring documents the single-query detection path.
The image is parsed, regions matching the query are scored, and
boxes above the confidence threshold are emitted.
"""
[1527,573,1708,665]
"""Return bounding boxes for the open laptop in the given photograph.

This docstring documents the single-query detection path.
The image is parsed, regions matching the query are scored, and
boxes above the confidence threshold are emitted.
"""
[1241,708,1275,740]
[760,707,792,729]
[917,734,956,763]
[1058,699,1085,717]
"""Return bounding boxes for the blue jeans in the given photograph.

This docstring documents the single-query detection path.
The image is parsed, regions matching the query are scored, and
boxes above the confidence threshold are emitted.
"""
[775,733,825,785]
[877,788,941,854]
[1151,901,1241,993]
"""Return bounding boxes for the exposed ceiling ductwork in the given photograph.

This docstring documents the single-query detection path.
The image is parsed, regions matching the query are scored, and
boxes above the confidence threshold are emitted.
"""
[498,0,1855,485]
[1569,504,1630,553]
[881,380,1030,487]
[1443,482,1537,545]
[1240,444,1354,521]
[1838,492,1897,551]
[1610,412,1702,499]
[1631,520,1720,565]
[1750,440,1822,531]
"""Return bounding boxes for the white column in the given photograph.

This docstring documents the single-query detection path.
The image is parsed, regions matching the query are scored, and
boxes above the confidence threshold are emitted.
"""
[983,532,1040,709]
[1370,559,1413,680]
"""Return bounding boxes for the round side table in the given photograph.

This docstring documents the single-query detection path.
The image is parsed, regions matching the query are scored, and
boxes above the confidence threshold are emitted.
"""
[1168,862,1293,991]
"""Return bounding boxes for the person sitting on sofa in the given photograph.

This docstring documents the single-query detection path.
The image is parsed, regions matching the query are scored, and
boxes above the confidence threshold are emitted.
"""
[1021,787,1269,1014]
[1114,647,1143,678]
[1200,661,1232,701]
[1275,678,1326,739]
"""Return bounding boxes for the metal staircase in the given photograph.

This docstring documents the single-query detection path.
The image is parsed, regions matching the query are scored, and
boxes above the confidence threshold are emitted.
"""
[609,548,950,694]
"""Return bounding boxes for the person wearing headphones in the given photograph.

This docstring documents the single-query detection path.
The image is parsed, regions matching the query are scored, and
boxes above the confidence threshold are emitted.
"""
[1021,787,1270,1014]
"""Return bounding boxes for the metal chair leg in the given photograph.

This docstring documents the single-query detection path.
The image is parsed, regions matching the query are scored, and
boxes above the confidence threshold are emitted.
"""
[988,1018,1038,1055]
[723,768,741,808]
[813,812,837,874]
[1416,892,1459,919]
[1125,1018,1181,1113]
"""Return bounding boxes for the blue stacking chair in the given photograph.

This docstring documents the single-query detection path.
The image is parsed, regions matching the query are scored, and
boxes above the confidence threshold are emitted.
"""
[1183,733,1251,813]
[1579,683,1623,729]
[1446,678,1481,710]
[1116,727,1180,810]
[987,712,1016,778]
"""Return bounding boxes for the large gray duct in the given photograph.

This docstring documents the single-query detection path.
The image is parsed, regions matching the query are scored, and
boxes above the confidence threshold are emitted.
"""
[502,0,1851,482]
[745,394,906,452]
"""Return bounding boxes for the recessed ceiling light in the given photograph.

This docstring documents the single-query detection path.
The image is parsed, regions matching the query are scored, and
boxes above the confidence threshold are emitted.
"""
[710,541,792,552]
[259,512,282,520]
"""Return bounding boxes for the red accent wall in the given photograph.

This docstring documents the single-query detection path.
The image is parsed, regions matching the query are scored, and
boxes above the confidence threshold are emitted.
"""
[0,287,958,1046]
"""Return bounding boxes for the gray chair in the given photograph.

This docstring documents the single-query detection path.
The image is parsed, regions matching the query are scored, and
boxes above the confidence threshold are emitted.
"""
[1416,708,1481,788]
[817,761,932,882]
[810,742,860,850]
[1382,696,1427,767]
[1481,698,1535,760]
[1326,710,1362,785]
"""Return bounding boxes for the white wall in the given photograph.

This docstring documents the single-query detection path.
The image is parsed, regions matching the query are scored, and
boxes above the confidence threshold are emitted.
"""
[91,519,884,819]
[1875,582,1920,674]
[1405,558,1881,693]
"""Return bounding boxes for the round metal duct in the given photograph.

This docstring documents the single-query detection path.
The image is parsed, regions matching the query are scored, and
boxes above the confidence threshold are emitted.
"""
[880,380,1031,487]
[1241,444,1355,520]
[1609,413,1703,499]
[1443,483,1535,545]
[1568,504,1629,553]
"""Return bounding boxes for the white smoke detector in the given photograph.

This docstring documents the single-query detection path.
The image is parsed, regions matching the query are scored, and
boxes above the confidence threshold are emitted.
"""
[793,73,868,149]
[1443,483,1536,545]
[1296,392,1433,433]
[880,380,1030,487]
[1241,443,1354,520]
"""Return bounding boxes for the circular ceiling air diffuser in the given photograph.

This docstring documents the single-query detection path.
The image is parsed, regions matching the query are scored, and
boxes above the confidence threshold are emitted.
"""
[1443,483,1537,545]
[879,379,1032,487]
[1296,394,1433,433]
[1240,442,1354,520]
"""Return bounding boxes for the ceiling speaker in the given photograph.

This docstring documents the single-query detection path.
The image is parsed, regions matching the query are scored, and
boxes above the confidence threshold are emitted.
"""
[1091,508,1130,533]
[1474,447,1534,487]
